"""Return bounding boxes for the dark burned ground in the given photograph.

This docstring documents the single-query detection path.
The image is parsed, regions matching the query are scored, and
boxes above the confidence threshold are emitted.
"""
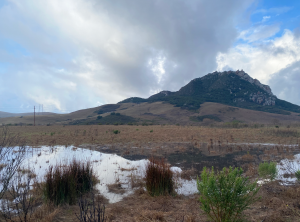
[91,142,300,176]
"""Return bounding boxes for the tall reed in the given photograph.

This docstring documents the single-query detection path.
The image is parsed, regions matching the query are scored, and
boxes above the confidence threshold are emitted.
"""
[145,157,174,196]
[44,159,94,205]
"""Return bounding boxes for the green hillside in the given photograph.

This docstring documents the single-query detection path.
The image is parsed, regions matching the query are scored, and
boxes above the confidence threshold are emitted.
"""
[119,70,300,115]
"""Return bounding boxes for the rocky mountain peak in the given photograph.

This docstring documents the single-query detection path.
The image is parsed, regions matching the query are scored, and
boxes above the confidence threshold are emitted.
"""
[234,70,274,96]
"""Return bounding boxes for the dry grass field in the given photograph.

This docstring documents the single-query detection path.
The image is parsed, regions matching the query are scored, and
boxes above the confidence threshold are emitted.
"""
[2,124,300,221]
[8,124,300,147]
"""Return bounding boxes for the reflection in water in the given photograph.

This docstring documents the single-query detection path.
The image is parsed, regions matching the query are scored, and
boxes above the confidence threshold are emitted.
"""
[21,146,197,203]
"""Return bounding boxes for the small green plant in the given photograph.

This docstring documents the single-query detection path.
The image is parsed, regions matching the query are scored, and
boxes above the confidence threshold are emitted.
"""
[295,170,300,181]
[113,130,120,134]
[136,129,139,131]
[197,167,260,222]
[145,157,174,196]
[50,132,55,136]
[258,162,277,181]
[150,130,153,133]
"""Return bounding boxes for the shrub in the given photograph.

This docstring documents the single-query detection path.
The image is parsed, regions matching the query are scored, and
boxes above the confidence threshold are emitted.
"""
[145,157,174,196]
[44,159,94,205]
[197,167,260,222]
[258,162,277,181]
[150,130,153,133]
[97,116,102,120]
[113,130,120,134]
[295,170,300,181]
[76,195,107,222]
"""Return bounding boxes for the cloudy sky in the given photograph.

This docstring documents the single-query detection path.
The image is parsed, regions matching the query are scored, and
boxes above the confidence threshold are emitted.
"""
[0,0,300,113]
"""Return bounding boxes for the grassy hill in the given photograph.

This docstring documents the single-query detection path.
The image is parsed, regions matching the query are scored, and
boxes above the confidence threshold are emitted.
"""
[119,70,300,115]
[1,101,300,126]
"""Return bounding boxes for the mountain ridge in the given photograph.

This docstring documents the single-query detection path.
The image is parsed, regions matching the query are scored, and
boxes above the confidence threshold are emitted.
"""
[119,70,300,115]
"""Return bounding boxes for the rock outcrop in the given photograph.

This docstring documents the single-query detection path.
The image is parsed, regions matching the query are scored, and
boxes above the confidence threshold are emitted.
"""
[235,70,274,96]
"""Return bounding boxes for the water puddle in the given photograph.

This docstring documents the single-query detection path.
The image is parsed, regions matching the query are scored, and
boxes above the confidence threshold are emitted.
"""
[20,146,197,203]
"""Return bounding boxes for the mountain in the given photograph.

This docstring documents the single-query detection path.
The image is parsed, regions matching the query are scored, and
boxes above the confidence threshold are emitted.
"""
[0,111,57,118]
[119,70,300,115]
[1,70,300,126]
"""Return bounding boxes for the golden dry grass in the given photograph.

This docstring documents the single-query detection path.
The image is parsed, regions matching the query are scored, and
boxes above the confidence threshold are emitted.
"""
[6,124,300,148]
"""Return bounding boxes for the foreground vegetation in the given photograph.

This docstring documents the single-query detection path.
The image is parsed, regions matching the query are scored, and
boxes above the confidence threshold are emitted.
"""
[1,125,300,221]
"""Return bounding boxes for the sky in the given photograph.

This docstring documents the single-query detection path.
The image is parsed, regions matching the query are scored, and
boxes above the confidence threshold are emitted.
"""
[0,0,300,113]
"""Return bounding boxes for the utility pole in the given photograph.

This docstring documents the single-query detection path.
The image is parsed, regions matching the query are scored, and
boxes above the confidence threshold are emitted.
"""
[34,106,35,126]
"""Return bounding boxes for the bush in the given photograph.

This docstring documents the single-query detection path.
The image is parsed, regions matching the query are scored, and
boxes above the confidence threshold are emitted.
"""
[258,162,277,181]
[145,157,174,196]
[113,130,120,134]
[44,159,94,205]
[197,166,260,222]
[97,116,102,120]
[295,170,300,181]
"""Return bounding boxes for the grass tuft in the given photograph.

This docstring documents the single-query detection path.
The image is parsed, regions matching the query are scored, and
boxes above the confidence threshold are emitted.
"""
[145,157,174,196]
[44,159,94,205]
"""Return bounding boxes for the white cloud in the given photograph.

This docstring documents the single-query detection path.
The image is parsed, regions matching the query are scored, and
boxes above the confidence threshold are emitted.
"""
[262,16,271,22]
[254,6,292,15]
[217,29,300,95]
[269,60,300,105]
[239,24,280,42]
[0,0,255,112]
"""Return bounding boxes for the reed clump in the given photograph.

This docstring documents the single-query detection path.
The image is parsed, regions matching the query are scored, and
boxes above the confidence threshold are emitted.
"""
[44,159,94,205]
[145,157,174,196]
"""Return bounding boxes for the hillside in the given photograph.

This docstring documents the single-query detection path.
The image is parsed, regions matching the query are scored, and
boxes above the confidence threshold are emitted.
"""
[119,70,300,115]
[0,111,56,118]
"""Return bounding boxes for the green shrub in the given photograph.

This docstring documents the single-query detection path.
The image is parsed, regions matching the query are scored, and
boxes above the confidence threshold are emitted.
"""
[197,166,260,222]
[295,170,300,181]
[145,157,174,196]
[44,159,94,205]
[97,116,102,120]
[150,130,153,133]
[113,130,120,134]
[258,162,277,181]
